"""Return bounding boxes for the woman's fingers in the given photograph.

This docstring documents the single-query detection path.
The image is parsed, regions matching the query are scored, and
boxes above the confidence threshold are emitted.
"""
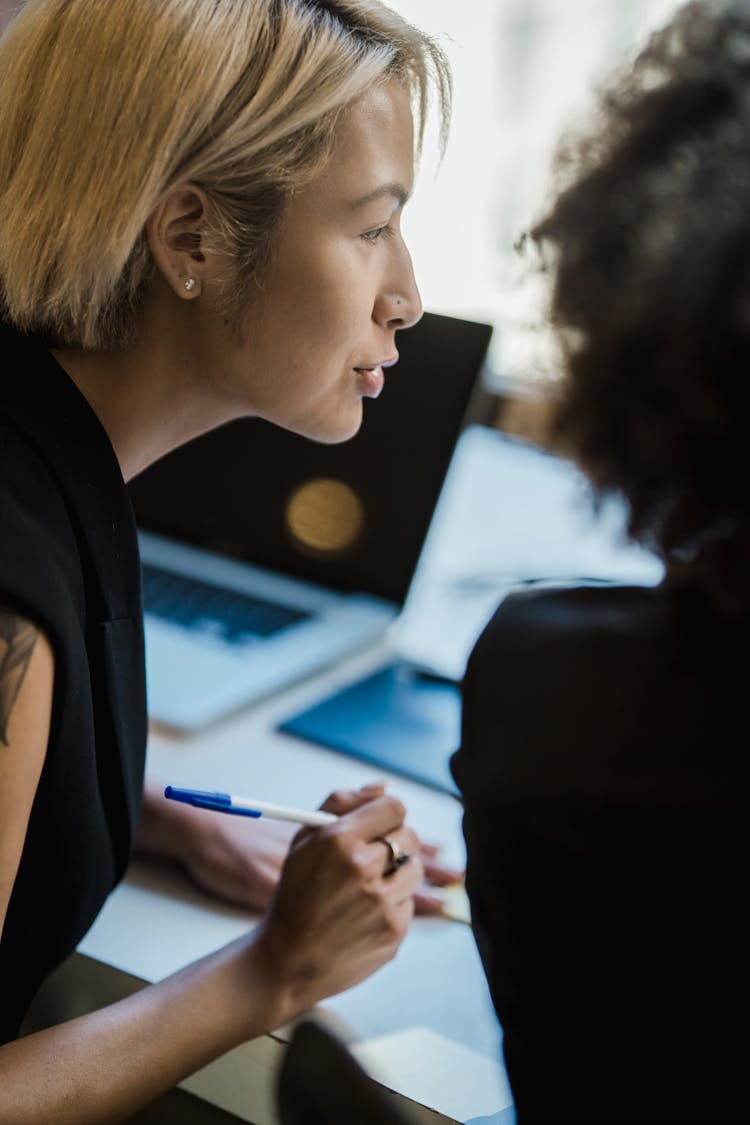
[378,845,424,900]
[334,792,407,839]
[319,790,465,890]
[421,856,464,886]
[366,826,420,879]
[256,795,427,1014]
[414,889,447,915]
[306,788,465,918]
[318,783,386,817]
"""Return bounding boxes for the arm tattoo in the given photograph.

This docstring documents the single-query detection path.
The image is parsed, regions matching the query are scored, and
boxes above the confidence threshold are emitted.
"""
[0,608,39,747]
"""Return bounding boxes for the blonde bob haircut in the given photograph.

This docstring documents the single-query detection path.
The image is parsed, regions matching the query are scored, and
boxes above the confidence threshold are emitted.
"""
[0,0,451,349]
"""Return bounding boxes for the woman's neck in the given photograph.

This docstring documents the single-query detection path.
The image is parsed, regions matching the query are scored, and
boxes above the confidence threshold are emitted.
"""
[50,290,247,482]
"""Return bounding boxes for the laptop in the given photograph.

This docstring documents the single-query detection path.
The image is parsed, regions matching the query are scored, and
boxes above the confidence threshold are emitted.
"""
[127,311,493,731]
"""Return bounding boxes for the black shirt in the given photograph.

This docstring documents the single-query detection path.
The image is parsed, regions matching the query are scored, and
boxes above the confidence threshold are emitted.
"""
[0,322,146,1041]
[453,583,750,1123]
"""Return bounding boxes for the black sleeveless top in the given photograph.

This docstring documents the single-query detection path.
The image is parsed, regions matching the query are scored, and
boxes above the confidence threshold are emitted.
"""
[0,322,147,1041]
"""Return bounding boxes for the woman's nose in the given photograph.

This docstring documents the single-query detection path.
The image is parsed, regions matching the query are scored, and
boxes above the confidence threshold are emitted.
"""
[374,245,423,331]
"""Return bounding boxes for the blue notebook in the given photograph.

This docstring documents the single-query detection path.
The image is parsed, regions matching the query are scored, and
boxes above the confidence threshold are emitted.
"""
[278,662,461,796]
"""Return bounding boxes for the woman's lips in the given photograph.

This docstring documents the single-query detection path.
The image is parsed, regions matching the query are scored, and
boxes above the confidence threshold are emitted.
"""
[354,355,397,400]
[355,364,385,398]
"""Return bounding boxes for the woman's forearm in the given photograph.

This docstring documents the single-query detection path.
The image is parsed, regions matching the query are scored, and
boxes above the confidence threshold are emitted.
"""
[0,933,286,1125]
[2,789,422,1123]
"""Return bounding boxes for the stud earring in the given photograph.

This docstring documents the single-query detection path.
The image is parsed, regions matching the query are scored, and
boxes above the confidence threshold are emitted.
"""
[184,277,196,292]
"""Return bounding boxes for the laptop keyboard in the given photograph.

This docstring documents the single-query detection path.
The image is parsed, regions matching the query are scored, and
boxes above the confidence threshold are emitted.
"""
[141,563,310,643]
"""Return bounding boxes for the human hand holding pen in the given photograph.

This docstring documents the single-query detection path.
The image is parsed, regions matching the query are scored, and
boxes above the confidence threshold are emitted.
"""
[250,786,424,1016]
[139,779,463,915]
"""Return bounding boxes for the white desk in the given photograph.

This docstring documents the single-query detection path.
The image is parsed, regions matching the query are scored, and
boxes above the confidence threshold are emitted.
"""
[29,427,662,1124]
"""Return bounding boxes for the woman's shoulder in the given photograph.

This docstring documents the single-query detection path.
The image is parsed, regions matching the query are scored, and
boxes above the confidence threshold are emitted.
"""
[0,412,79,539]
[455,583,690,803]
[0,417,84,633]
[457,579,742,791]
[457,583,682,782]
[468,582,673,680]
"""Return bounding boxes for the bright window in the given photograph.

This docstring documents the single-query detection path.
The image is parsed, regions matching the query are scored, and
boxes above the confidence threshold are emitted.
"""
[392,0,683,385]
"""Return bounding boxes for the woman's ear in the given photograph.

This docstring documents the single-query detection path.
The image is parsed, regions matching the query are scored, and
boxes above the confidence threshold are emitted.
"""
[146,184,210,299]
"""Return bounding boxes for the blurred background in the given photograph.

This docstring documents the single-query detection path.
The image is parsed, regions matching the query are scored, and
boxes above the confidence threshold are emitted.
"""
[391,0,683,390]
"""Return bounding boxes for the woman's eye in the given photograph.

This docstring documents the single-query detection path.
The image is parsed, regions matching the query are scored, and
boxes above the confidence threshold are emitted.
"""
[360,224,393,243]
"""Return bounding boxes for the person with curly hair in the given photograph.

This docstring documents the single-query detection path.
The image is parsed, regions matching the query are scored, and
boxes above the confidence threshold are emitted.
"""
[452,1,750,1120]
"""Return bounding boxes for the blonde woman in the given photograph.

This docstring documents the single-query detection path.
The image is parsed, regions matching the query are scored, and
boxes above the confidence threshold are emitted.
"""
[0,1,452,1119]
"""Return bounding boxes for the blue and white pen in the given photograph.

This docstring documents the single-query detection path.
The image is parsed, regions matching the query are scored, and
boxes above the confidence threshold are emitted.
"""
[164,785,336,827]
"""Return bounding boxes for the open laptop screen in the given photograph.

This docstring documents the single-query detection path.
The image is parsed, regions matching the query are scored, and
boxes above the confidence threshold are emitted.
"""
[128,311,493,607]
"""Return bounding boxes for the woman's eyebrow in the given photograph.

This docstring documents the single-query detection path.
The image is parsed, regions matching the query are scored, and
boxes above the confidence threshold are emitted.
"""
[349,182,411,209]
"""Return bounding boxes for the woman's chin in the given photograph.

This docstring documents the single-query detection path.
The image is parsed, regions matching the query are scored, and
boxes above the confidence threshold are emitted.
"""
[295,408,364,446]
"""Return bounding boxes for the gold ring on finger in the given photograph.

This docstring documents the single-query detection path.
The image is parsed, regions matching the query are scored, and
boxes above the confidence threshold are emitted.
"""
[379,834,410,876]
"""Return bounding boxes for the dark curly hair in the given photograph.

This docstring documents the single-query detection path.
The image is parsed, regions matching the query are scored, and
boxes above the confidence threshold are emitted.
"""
[531,0,750,613]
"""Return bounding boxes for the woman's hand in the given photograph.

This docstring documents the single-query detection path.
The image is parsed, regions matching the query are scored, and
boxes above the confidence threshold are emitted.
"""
[134,775,298,912]
[173,814,298,913]
[251,788,424,1018]
[414,842,465,915]
[135,777,464,916]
